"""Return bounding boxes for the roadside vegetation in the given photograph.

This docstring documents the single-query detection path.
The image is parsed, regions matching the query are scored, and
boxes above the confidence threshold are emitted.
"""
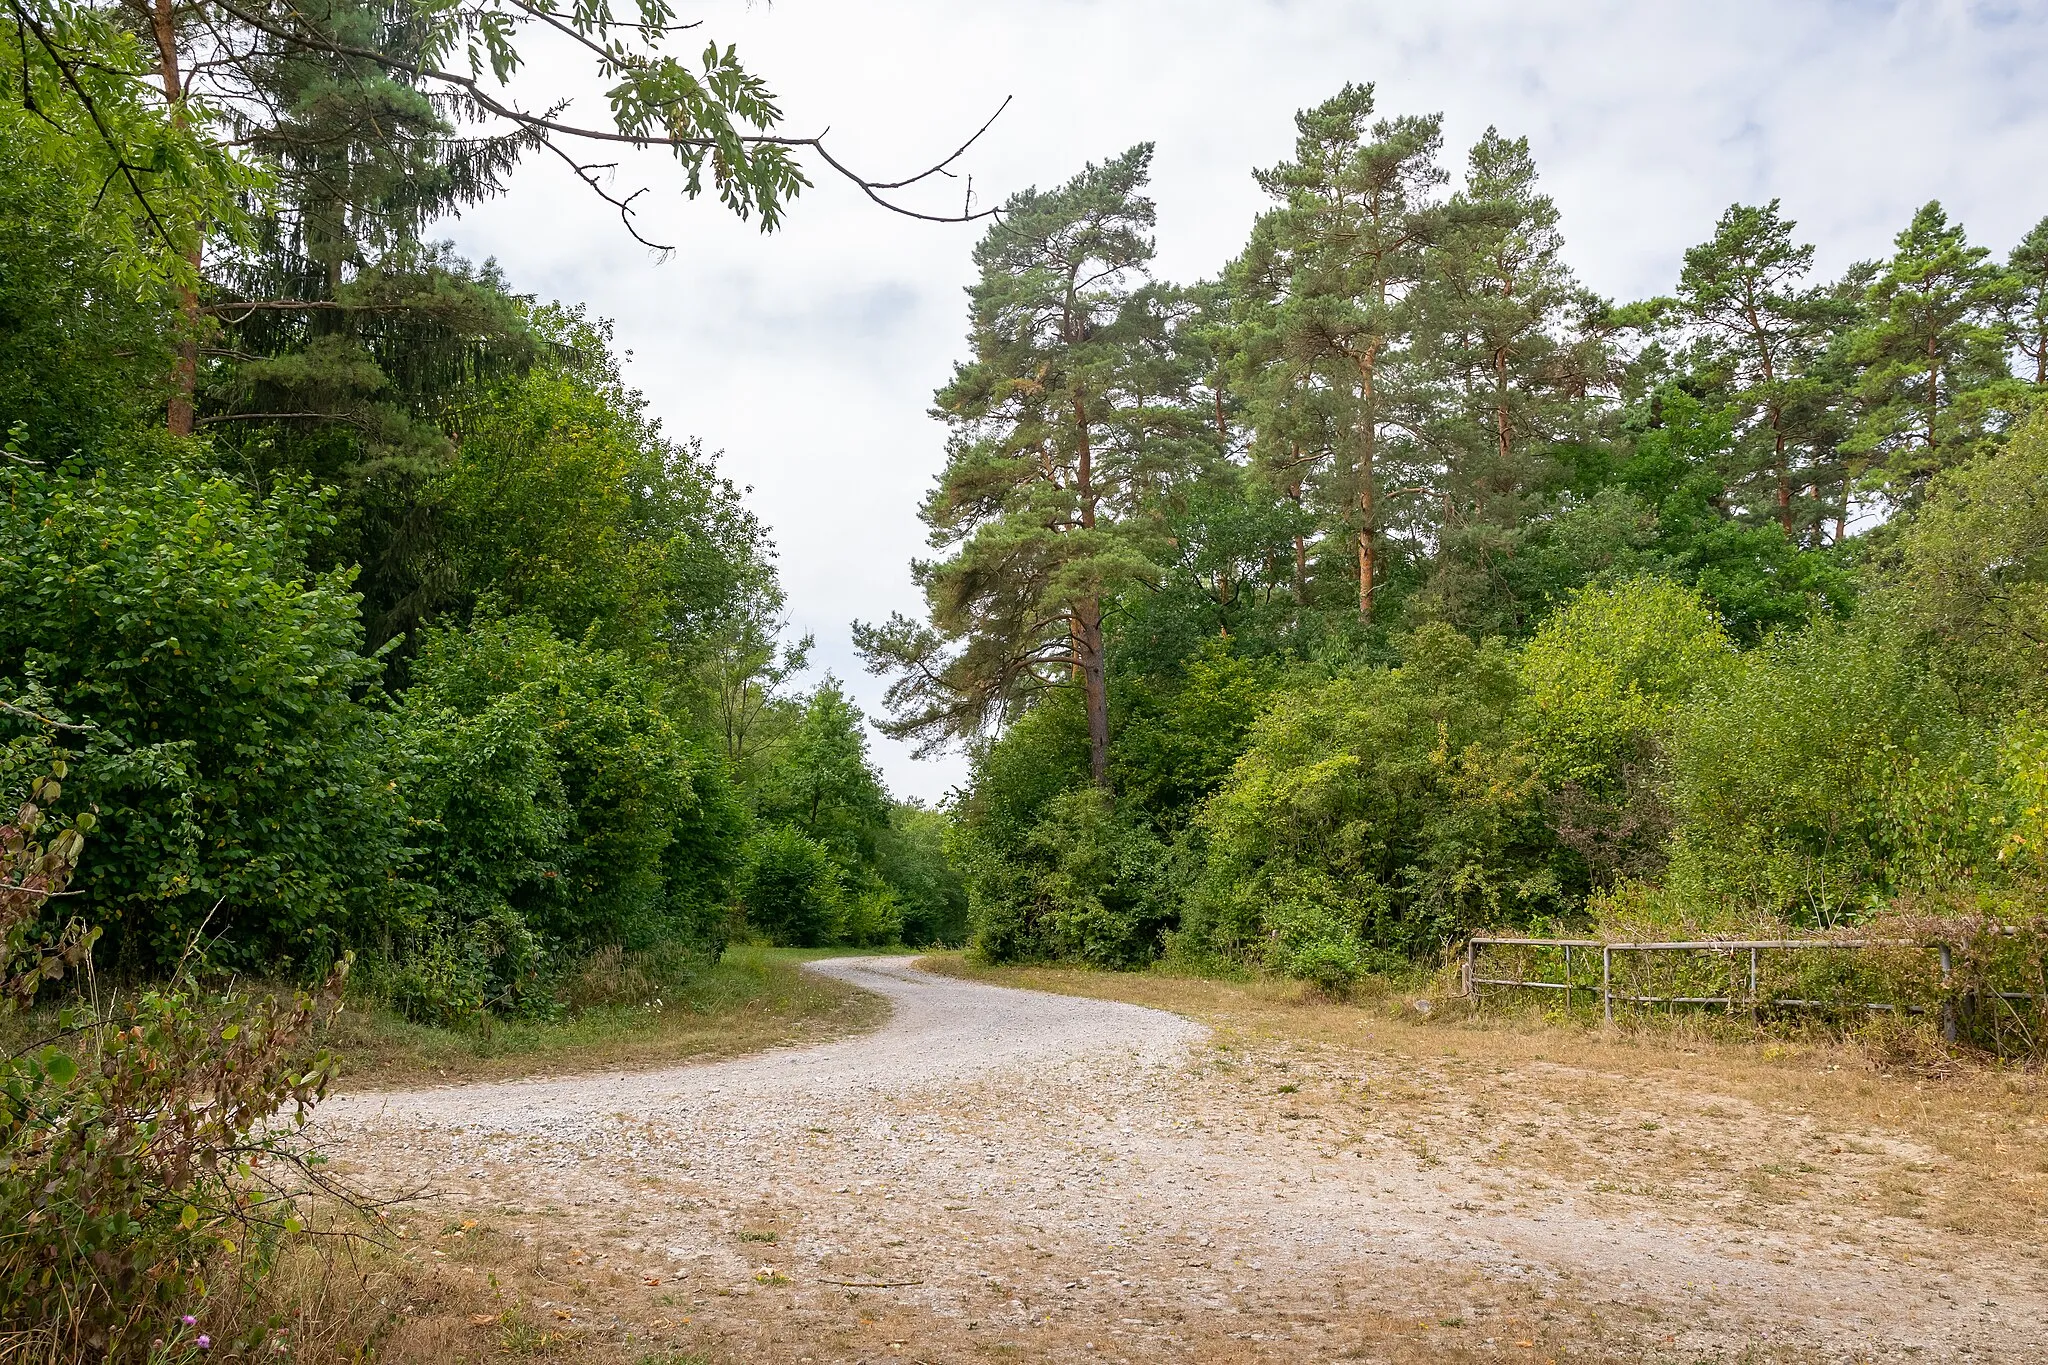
[861,86,2048,1027]
[5,0,2047,1353]
[0,0,961,1355]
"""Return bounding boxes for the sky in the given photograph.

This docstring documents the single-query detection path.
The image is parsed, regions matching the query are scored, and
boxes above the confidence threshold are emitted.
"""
[443,0,2048,803]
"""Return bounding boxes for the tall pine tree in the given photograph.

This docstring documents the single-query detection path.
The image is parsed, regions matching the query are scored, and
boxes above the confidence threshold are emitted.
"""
[1415,127,1598,632]
[857,147,1171,787]
[1845,201,2021,507]
[1672,201,1844,542]
[1229,84,1445,622]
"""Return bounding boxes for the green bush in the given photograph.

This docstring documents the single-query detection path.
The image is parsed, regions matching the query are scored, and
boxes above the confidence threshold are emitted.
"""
[838,886,905,948]
[1520,576,1735,789]
[0,455,414,973]
[1189,624,1562,967]
[1022,787,1176,969]
[1664,617,1998,923]
[739,825,844,947]
[391,614,743,1014]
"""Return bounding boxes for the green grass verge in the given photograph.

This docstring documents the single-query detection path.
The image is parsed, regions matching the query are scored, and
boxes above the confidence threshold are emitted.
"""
[323,944,896,1089]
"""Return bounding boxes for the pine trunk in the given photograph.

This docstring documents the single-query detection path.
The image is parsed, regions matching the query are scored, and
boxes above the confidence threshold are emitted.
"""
[1073,391,1111,788]
[1288,476,1307,606]
[1075,597,1110,789]
[1774,425,1792,536]
[1355,351,1380,622]
[149,0,200,436]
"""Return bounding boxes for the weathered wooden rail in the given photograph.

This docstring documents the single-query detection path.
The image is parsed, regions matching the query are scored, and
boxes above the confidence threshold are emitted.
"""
[1458,934,2044,1044]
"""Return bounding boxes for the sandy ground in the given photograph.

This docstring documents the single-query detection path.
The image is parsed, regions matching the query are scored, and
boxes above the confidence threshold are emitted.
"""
[316,958,2048,1363]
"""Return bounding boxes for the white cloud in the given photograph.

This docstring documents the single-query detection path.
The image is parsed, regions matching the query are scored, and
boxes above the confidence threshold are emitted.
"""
[444,0,2048,802]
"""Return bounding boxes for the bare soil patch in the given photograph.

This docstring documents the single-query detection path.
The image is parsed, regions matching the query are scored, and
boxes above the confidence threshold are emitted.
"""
[309,956,2048,1363]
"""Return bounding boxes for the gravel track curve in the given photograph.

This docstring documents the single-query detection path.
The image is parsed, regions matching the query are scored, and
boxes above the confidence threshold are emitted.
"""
[317,957,2048,1363]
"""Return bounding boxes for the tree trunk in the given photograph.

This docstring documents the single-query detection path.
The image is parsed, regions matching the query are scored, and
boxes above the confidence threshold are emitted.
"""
[1925,337,1941,457]
[1774,423,1792,537]
[1073,390,1110,788]
[1355,351,1380,622]
[1075,596,1110,788]
[1288,474,1307,606]
[1357,489,1375,622]
[149,0,201,436]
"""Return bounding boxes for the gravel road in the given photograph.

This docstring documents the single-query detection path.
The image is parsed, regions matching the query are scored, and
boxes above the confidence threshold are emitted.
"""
[318,957,2048,1363]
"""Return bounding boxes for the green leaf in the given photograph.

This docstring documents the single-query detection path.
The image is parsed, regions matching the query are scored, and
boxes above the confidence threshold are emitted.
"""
[39,1050,76,1085]
[180,1203,199,1230]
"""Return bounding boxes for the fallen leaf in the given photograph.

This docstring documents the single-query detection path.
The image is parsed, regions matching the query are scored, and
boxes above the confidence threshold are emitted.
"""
[468,1314,498,1327]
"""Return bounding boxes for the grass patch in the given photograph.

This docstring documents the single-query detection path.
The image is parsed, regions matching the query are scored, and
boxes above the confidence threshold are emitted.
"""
[325,945,899,1089]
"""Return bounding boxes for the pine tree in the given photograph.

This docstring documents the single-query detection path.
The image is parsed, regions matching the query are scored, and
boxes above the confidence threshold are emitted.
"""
[1414,127,1597,631]
[2005,216,2048,389]
[1229,84,1445,622]
[1845,201,2022,507]
[1672,201,1843,542]
[856,147,1172,787]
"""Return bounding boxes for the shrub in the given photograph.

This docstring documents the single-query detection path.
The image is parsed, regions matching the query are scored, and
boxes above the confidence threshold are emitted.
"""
[0,456,413,973]
[1022,788,1175,969]
[1519,576,1735,789]
[0,715,346,1361]
[1190,624,1562,967]
[839,887,905,948]
[1663,617,1999,923]
[739,825,844,947]
[396,614,743,1000]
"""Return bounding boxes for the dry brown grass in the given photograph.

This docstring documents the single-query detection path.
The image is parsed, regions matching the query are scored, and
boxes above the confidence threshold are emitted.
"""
[920,954,2048,1247]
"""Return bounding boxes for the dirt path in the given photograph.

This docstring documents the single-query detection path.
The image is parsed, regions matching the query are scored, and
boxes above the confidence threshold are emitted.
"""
[318,958,2048,1363]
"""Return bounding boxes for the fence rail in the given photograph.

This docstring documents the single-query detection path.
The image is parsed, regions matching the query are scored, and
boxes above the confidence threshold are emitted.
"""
[1458,935,2038,1043]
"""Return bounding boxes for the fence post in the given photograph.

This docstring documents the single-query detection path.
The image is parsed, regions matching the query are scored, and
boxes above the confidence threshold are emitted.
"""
[1563,944,1572,1013]
[1465,938,1477,1001]
[1749,946,1759,1015]
[1602,945,1613,1027]
[1939,942,1957,1045]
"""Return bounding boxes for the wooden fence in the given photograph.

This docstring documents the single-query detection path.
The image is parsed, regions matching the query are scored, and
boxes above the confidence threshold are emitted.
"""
[1458,935,2028,1043]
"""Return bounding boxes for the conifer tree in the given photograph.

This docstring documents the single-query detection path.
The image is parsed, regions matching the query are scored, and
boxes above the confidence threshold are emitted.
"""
[2005,216,2048,388]
[1672,201,1843,541]
[1415,127,1598,631]
[1845,201,2021,507]
[1229,83,1445,622]
[856,147,1170,787]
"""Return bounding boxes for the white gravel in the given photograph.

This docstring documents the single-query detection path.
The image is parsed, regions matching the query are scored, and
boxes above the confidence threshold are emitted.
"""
[316,957,2048,1363]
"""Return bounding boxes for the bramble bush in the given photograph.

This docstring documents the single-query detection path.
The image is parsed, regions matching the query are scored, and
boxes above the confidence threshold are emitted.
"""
[0,709,349,1362]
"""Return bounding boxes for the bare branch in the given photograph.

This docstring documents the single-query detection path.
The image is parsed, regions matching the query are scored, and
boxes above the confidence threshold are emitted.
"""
[202,0,1005,226]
